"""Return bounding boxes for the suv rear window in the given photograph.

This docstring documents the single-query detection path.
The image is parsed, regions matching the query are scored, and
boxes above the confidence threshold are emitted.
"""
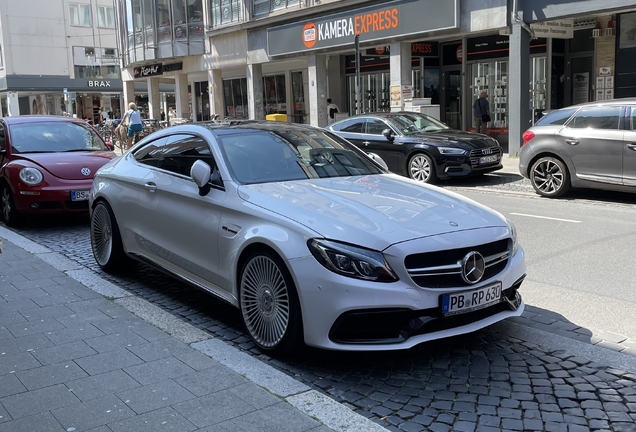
[535,108,578,126]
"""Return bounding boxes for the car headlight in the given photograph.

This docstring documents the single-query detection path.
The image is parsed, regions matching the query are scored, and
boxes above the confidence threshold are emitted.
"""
[438,147,467,155]
[507,219,519,256]
[308,239,398,282]
[19,167,43,186]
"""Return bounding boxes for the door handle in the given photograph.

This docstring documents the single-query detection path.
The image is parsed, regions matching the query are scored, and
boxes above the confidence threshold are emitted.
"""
[565,139,579,146]
[362,141,370,146]
[627,144,636,151]
[144,182,157,192]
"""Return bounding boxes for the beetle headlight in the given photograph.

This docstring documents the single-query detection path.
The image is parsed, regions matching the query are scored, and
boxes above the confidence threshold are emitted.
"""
[19,168,43,186]
[308,239,398,282]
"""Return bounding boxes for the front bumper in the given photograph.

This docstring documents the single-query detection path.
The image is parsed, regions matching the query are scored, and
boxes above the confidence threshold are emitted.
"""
[435,156,502,180]
[288,241,526,351]
[13,180,93,214]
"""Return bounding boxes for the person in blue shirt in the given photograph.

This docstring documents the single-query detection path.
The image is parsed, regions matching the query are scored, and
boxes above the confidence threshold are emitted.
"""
[123,102,143,149]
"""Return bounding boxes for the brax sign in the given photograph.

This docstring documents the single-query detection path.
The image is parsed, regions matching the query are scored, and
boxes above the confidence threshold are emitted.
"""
[88,80,111,87]
[267,0,458,57]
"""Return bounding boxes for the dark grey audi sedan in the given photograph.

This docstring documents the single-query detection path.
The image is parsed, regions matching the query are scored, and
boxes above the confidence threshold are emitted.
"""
[519,99,636,197]
[326,112,502,183]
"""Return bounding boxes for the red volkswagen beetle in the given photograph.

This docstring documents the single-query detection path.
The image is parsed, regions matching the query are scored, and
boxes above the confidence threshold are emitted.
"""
[0,116,116,226]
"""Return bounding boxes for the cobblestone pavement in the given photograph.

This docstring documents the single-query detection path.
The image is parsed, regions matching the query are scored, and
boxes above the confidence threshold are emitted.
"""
[4,173,636,431]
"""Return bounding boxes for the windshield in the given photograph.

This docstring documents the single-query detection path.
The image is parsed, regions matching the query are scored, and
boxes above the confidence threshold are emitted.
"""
[217,128,385,184]
[9,121,106,154]
[387,113,450,134]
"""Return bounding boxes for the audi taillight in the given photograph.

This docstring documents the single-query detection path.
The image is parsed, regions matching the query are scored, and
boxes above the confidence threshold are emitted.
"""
[522,130,535,146]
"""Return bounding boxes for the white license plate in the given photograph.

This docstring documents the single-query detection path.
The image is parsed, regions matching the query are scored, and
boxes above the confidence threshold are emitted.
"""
[71,190,90,201]
[441,282,502,316]
[479,155,499,164]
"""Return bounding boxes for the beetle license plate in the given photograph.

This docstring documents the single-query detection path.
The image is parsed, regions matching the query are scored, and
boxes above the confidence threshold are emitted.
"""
[479,155,499,164]
[71,190,90,201]
[441,282,502,316]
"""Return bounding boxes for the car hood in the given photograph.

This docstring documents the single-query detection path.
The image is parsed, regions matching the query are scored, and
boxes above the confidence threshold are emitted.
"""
[402,130,496,149]
[16,151,117,180]
[238,174,507,251]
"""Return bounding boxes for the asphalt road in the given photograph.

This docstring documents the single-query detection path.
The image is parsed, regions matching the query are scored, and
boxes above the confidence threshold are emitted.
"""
[447,187,636,341]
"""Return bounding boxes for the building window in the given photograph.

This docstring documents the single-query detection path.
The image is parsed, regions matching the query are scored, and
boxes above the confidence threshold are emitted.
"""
[210,0,241,28]
[69,3,92,27]
[253,0,300,16]
[75,65,121,79]
[97,6,115,28]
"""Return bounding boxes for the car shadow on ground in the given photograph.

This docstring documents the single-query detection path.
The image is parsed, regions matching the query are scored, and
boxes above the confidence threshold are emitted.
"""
[436,172,528,188]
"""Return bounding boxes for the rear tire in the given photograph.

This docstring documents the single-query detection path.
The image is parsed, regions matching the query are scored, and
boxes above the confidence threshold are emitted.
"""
[90,201,135,272]
[1,184,20,227]
[530,156,571,197]
[239,249,303,354]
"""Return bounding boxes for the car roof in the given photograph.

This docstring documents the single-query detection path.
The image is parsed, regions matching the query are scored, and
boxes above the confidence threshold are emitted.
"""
[2,115,86,126]
[196,120,328,135]
[569,97,636,108]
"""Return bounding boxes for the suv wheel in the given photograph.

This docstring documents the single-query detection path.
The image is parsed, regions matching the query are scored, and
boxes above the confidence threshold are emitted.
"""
[530,157,571,197]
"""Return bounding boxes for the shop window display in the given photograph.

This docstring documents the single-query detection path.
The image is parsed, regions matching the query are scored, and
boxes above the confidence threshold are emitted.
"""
[470,60,508,128]
[223,78,248,119]
[263,75,286,116]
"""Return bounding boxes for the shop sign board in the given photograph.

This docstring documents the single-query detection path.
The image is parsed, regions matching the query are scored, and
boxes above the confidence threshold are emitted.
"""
[133,62,184,79]
[365,41,439,57]
[134,63,163,78]
[530,19,574,39]
[267,0,458,57]
[88,80,112,88]
[573,72,589,105]
[390,85,401,107]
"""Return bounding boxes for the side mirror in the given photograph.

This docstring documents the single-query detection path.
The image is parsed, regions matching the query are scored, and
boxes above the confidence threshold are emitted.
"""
[382,128,394,142]
[191,160,212,196]
[366,152,389,170]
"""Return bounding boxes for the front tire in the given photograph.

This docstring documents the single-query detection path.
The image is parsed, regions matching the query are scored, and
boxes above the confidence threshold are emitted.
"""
[90,201,134,272]
[1,184,20,227]
[239,250,303,354]
[530,157,571,197]
[408,153,437,184]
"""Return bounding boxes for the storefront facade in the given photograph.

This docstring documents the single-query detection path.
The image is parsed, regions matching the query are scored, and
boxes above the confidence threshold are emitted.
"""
[117,0,636,154]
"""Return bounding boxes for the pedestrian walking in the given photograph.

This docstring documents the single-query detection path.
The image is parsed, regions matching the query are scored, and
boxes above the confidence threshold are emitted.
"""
[122,102,143,149]
[473,91,491,134]
[327,98,339,124]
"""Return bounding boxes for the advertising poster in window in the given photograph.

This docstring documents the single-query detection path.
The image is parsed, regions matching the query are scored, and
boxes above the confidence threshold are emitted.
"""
[619,13,636,49]
[572,72,589,105]
[29,95,47,115]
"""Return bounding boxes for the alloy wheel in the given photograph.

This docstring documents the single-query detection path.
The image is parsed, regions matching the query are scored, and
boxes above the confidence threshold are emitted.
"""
[240,255,291,348]
[1,187,11,222]
[91,204,114,267]
[409,154,432,182]
[532,159,565,195]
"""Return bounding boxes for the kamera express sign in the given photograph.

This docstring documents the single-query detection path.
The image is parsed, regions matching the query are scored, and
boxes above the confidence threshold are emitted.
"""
[267,0,458,57]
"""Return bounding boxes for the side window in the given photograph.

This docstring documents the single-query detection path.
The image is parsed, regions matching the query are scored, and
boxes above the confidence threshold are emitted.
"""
[535,108,578,126]
[0,124,5,151]
[339,119,365,133]
[134,134,215,177]
[365,119,389,135]
[569,106,622,130]
[630,107,636,131]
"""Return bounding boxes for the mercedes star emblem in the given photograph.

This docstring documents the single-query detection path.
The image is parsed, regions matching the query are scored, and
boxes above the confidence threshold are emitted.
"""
[461,251,486,284]
[81,167,91,176]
